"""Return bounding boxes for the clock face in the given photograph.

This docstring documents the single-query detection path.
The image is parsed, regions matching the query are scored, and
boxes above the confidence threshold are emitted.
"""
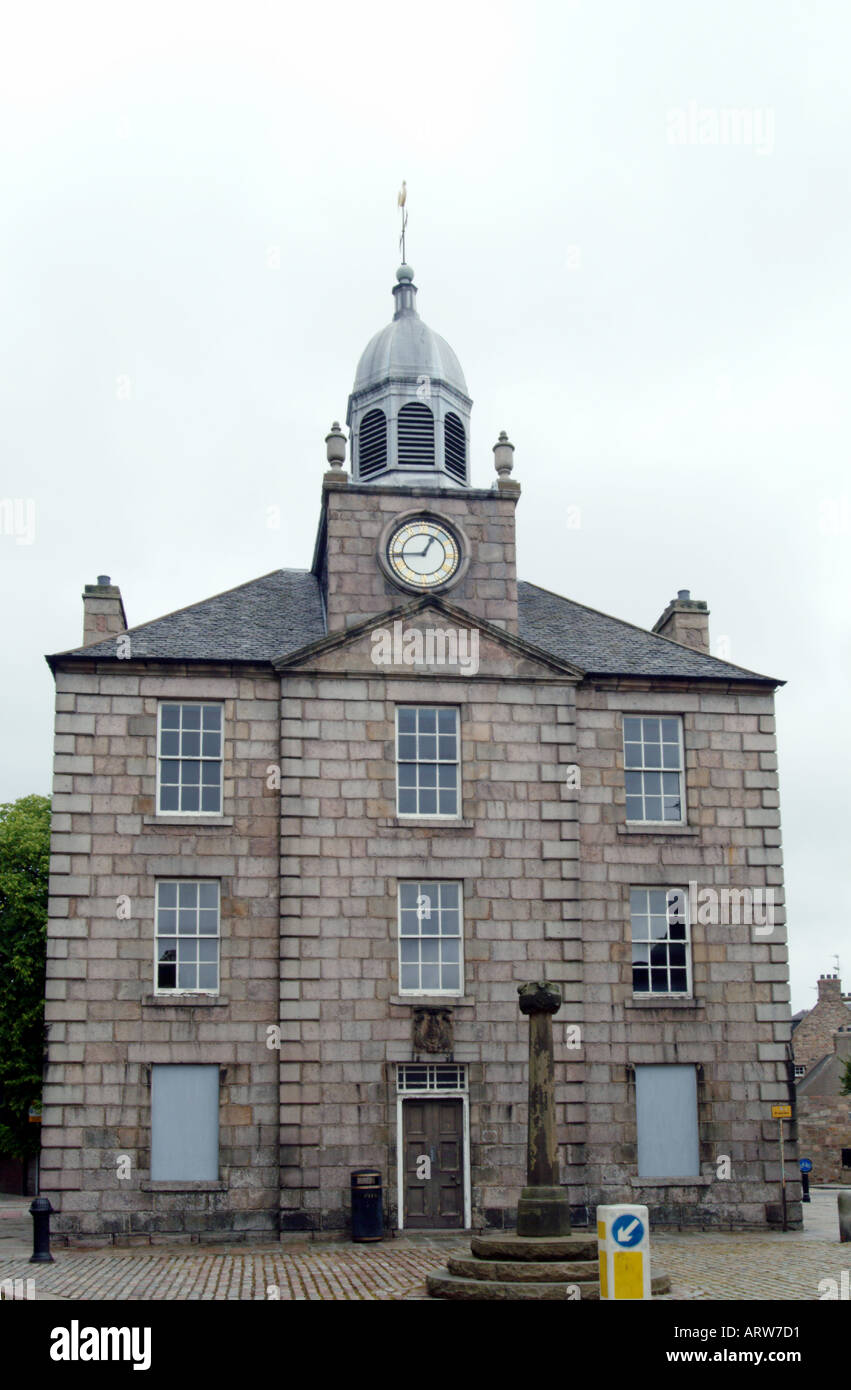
[387,518,461,589]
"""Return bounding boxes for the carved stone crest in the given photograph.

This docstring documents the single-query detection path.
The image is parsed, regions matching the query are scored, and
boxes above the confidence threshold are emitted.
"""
[517,980,563,1016]
[412,1007,453,1055]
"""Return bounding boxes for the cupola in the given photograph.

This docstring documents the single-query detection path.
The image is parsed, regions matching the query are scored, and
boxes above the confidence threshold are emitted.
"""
[346,264,473,488]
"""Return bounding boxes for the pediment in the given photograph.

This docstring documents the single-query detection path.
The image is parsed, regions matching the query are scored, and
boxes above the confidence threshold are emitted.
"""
[273,596,584,682]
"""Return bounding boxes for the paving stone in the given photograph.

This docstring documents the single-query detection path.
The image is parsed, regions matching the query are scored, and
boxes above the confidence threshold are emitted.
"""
[1,1193,847,1301]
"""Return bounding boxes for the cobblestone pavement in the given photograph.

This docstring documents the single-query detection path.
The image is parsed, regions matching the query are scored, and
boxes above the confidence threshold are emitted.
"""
[0,1190,848,1301]
[0,1232,472,1301]
[651,1231,846,1301]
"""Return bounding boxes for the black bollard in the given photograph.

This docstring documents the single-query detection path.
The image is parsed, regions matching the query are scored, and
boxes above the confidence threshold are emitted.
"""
[840,1192,851,1243]
[801,1171,810,1203]
[29,1197,55,1264]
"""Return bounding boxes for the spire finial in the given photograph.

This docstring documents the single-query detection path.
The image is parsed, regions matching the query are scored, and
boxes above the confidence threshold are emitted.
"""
[397,180,408,263]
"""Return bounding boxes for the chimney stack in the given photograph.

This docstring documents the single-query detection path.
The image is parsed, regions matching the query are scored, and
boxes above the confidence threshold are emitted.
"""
[817,973,842,1004]
[82,575,127,648]
[652,589,710,654]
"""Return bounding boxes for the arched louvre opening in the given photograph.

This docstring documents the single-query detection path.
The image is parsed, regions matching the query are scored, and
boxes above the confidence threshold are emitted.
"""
[358,409,387,479]
[444,412,466,482]
[397,402,435,469]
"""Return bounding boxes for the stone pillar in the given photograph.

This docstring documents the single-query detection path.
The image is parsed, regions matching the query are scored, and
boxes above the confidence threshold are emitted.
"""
[516,981,571,1237]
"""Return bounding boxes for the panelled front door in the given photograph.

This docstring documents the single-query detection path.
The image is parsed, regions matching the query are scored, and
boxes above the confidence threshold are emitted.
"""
[403,1098,464,1228]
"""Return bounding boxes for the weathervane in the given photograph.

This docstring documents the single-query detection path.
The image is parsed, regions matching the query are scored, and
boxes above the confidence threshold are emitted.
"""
[397,180,408,263]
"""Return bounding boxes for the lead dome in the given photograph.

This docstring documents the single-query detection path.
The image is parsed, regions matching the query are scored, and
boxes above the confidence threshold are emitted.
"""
[346,264,473,488]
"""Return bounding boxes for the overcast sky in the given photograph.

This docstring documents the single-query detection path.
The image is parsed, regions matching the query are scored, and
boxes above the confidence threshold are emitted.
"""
[2,0,848,1012]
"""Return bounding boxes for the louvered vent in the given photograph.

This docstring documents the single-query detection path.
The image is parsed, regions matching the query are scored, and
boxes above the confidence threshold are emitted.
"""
[444,412,466,482]
[358,409,387,479]
[397,402,435,469]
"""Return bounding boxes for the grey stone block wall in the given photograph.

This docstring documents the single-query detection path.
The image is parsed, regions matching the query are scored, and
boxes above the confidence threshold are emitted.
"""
[43,481,799,1238]
[321,484,520,634]
[42,666,281,1242]
[573,684,800,1226]
[42,657,800,1237]
[278,650,580,1231]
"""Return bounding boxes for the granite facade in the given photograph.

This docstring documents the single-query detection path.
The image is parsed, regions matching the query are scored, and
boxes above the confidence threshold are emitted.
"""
[41,479,801,1241]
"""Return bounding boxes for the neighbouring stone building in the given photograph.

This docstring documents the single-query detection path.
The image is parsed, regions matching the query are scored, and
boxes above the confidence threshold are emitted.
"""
[792,974,851,1184]
[791,973,851,1075]
[41,255,801,1244]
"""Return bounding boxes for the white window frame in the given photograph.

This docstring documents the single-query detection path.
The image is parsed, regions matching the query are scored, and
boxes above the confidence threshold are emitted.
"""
[397,881,464,997]
[156,702,224,816]
[629,885,693,999]
[395,706,461,820]
[395,1064,471,1230]
[154,879,221,996]
[623,714,687,825]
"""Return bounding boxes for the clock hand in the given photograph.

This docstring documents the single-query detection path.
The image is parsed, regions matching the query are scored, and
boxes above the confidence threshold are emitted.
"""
[406,536,436,558]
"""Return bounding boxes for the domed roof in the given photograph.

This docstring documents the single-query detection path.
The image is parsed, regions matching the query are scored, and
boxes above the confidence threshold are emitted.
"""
[351,266,468,397]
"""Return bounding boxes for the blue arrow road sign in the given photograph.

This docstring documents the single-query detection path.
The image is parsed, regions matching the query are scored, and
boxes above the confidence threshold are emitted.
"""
[799,1158,812,1173]
[611,1213,645,1248]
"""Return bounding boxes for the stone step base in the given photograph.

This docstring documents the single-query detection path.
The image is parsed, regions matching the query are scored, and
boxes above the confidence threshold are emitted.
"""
[448,1256,599,1283]
[470,1233,598,1262]
[427,1269,672,1301]
[427,1268,600,1300]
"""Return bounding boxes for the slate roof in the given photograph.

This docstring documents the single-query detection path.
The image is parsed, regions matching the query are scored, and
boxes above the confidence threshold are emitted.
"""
[795,1048,849,1095]
[49,570,779,685]
[517,582,778,683]
[51,570,325,666]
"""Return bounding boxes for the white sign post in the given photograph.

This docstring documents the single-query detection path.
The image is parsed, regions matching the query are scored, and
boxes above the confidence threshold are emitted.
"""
[597,1204,651,1300]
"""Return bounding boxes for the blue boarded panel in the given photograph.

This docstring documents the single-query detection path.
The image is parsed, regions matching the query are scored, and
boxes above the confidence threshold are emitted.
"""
[151,1065,219,1181]
[635,1064,699,1178]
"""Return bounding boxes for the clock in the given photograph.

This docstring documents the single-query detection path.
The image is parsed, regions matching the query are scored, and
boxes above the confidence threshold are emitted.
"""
[386,517,461,590]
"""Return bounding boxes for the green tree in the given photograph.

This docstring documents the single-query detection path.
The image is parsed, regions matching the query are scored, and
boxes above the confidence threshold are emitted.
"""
[840,1055,851,1098]
[0,794,50,1159]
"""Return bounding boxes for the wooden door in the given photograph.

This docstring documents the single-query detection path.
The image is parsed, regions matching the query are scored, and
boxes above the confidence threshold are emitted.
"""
[403,1098,464,1228]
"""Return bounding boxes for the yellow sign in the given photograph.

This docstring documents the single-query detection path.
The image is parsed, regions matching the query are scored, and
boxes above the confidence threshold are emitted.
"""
[771,1104,792,1119]
[613,1251,644,1299]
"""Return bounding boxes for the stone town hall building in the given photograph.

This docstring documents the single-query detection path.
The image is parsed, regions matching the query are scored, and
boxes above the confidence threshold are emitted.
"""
[42,256,800,1242]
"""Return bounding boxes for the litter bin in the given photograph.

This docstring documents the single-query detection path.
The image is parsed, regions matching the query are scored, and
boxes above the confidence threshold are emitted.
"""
[351,1169,383,1242]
